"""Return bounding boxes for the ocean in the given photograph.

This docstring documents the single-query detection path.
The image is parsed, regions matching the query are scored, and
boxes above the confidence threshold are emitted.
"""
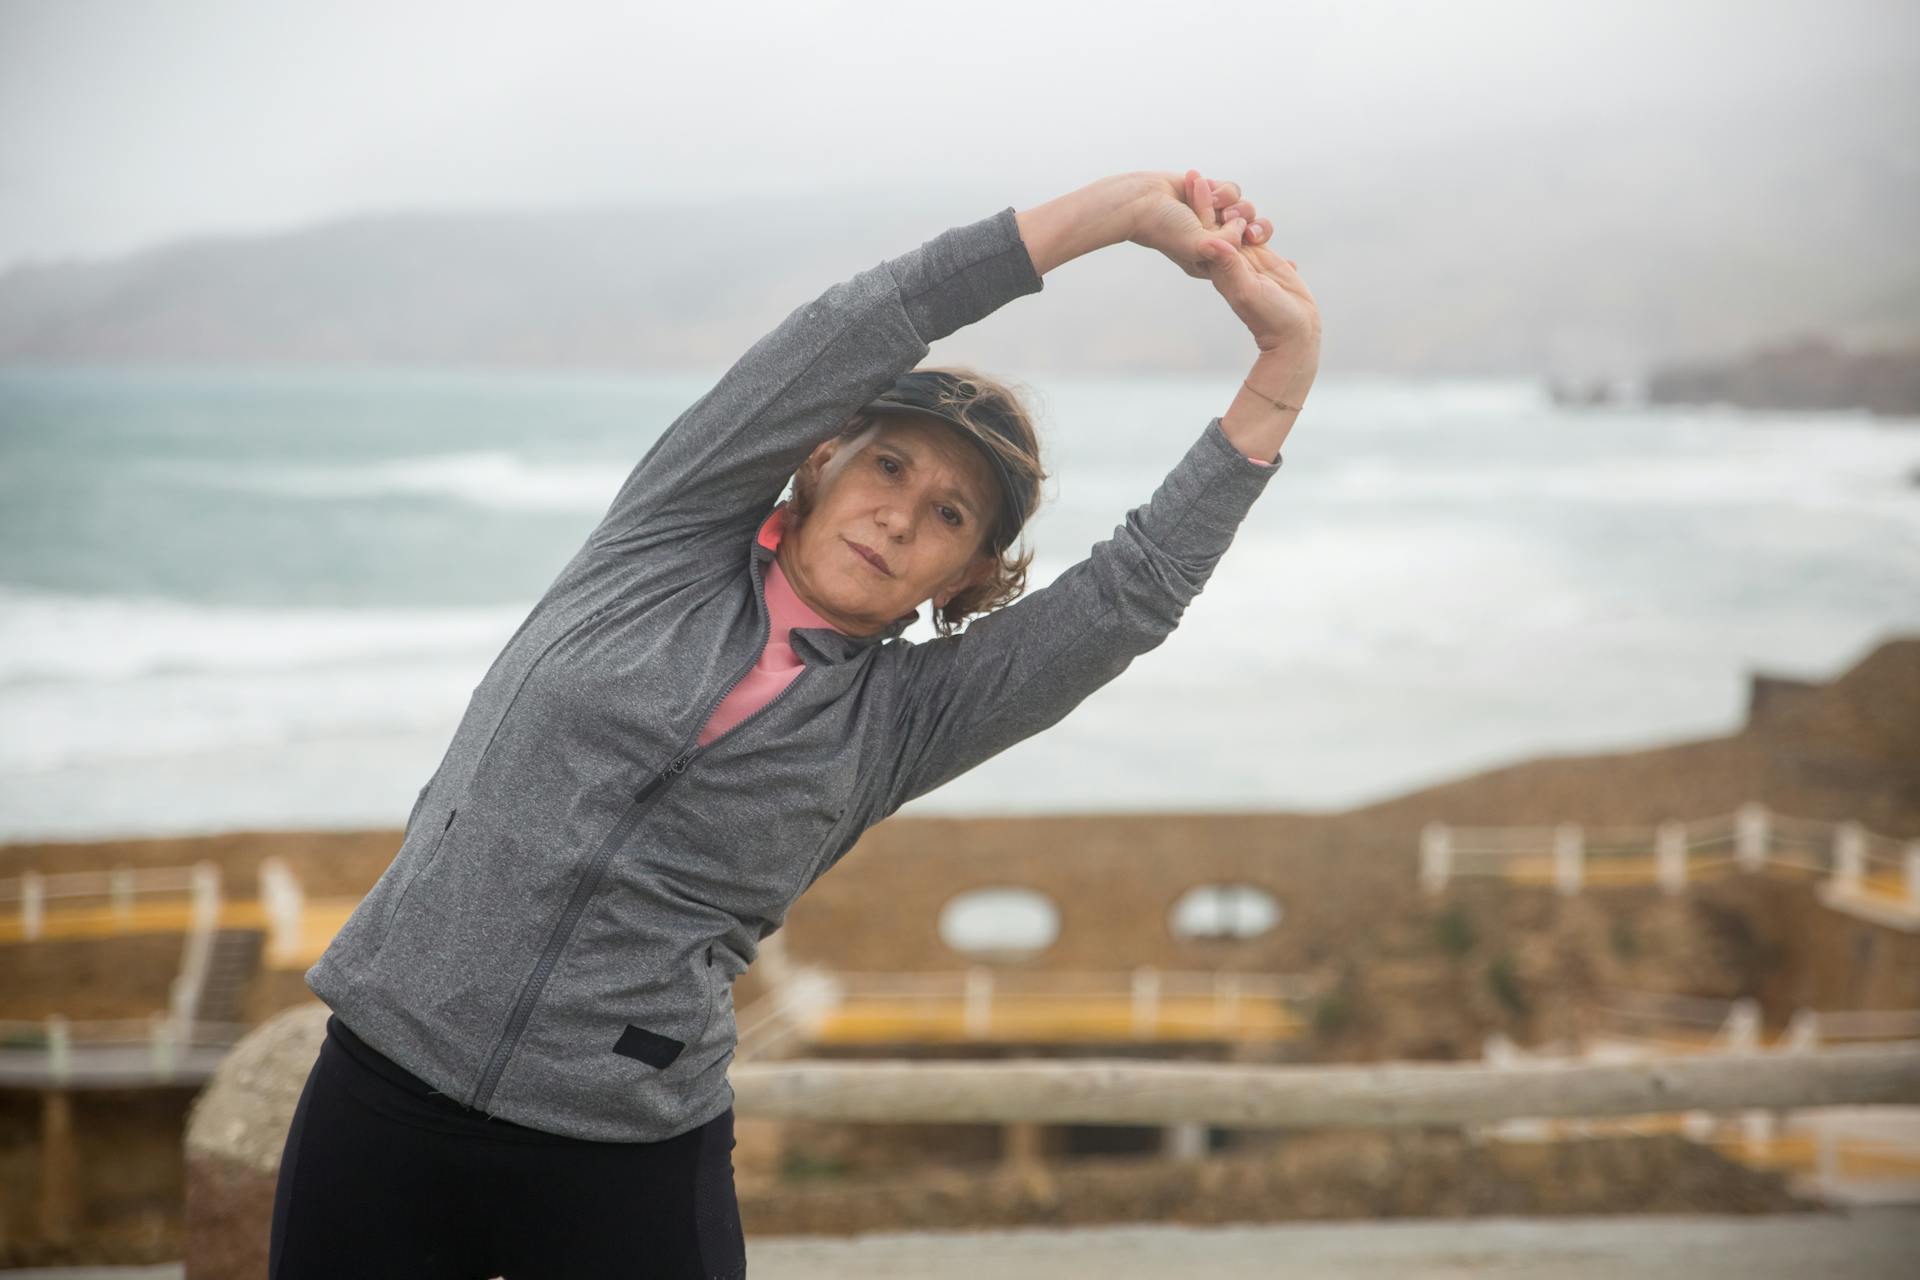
[2,366,1916,842]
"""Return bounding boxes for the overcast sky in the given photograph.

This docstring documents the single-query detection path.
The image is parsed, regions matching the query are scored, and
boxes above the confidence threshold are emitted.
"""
[1,0,1914,273]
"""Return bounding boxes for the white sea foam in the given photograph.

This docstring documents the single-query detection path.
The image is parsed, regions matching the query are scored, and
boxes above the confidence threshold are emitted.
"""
[1312,451,1920,510]
[0,589,519,773]
[173,451,630,511]
[0,588,522,684]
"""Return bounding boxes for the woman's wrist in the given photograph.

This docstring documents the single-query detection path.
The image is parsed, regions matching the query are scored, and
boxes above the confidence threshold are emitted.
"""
[1220,348,1318,463]
[1249,342,1319,394]
[1014,174,1150,278]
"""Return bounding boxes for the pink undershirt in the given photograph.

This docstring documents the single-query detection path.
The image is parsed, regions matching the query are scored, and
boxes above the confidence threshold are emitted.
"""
[696,451,1274,747]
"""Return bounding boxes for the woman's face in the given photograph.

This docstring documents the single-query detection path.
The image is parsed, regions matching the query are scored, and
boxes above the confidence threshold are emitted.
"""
[778,416,1001,636]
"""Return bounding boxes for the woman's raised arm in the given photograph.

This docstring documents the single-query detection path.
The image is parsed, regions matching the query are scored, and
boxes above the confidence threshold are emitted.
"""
[874,171,1318,813]
[584,204,1047,558]
[583,172,1274,560]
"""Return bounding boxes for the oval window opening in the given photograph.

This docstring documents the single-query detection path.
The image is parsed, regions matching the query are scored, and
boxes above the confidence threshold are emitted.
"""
[1169,883,1280,941]
[938,887,1060,956]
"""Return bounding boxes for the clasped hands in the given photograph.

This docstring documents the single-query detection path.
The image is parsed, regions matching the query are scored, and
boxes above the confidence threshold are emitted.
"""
[1125,169,1321,358]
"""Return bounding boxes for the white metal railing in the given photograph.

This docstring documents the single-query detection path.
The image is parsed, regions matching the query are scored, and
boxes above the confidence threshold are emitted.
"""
[0,863,218,941]
[1480,991,1920,1189]
[734,965,1324,1063]
[2,854,316,961]
[1589,987,1744,1032]
[258,856,306,962]
[1420,803,1920,927]
[167,864,224,1029]
[0,1013,253,1084]
[1,861,230,1072]
[1784,1007,1920,1046]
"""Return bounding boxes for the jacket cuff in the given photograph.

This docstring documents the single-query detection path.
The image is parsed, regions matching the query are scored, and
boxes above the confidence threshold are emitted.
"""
[888,206,1046,345]
[1141,415,1285,555]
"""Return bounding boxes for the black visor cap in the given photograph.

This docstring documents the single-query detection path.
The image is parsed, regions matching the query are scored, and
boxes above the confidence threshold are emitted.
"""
[859,370,1029,550]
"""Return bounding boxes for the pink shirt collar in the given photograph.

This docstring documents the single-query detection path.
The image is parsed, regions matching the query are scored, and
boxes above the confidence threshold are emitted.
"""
[756,505,850,647]
[756,503,920,638]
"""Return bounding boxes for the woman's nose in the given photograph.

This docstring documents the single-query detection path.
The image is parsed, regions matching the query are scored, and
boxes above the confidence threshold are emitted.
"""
[877,503,913,539]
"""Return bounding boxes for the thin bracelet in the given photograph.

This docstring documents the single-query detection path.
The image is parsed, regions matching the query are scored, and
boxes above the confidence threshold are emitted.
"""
[1243,379,1304,414]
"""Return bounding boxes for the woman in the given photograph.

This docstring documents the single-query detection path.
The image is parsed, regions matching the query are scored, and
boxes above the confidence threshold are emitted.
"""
[269,167,1320,1278]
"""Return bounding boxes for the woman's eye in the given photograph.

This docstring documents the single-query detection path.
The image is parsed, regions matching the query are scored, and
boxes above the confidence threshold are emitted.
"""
[877,456,899,475]
[939,506,962,526]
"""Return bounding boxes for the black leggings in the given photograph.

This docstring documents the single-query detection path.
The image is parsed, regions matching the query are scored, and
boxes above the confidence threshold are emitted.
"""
[268,1013,746,1279]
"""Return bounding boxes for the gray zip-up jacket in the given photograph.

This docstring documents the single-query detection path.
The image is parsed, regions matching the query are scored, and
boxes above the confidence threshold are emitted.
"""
[304,204,1285,1141]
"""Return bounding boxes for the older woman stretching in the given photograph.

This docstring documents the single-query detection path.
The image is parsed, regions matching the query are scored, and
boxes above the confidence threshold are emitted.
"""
[270,167,1321,1279]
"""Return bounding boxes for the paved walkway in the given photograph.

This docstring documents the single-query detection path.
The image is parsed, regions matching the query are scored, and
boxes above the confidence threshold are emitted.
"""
[744,1208,1919,1279]
[9,1207,1916,1279]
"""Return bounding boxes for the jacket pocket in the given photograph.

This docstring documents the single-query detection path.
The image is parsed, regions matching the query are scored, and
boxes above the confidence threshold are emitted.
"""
[698,941,736,1053]
[612,944,726,1073]
[375,806,458,954]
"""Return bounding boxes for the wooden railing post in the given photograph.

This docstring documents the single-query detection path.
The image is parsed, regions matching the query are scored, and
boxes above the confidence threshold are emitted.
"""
[150,1011,177,1081]
[1002,1120,1044,1172]
[1483,1031,1518,1067]
[1132,967,1160,1040]
[1736,803,1769,872]
[1554,823,1584,896]
[45,1014,69,1084]
[191,860,221,931]
[964,967,992,1040]
[1725,998,1760,1053]
[1784,1008,1821,1052]
[1830,823,1865,897]
[1655,821,1688,894]
[1420,822,1452,895]
[22,870,44,941]
[1163,1122,1208,1161]
[110,865,136,926]
[258,856,305,963]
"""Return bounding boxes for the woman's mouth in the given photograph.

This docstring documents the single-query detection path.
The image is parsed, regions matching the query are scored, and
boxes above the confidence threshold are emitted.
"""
[846,539,891,575]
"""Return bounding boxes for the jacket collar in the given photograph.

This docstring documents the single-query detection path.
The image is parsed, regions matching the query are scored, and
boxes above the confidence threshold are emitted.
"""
[750,504,917,664]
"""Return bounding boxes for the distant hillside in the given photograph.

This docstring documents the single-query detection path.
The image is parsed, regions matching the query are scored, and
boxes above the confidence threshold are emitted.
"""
[1342,634,1920,837]
[2,71,1914,379]
[1645,335,1920,416]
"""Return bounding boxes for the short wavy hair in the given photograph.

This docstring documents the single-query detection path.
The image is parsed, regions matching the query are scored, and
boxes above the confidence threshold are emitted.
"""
[784,365,1048,637]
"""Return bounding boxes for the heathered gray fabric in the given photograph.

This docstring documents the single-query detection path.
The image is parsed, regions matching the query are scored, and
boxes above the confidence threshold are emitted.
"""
[305,205,1286,1141]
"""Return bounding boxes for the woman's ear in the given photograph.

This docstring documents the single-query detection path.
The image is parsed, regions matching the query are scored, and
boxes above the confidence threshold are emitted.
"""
[803,437,840,475]
[933,551,998,609]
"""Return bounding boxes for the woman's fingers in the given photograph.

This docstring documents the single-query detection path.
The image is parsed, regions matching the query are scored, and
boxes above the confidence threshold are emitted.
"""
[1185,169,1216,229]
[1175,169,1282,265]
[1203,178,1268,242]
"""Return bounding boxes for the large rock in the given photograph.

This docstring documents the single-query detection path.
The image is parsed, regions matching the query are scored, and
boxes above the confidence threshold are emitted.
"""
[182,1001,327,1280]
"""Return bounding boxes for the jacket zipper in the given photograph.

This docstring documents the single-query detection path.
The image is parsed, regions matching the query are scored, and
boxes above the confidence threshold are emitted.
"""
[468,546,795,1114]
[469,762,688,1112]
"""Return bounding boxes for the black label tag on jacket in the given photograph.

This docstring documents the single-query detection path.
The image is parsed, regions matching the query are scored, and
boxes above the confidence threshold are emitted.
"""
[613,1023,685,1070]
